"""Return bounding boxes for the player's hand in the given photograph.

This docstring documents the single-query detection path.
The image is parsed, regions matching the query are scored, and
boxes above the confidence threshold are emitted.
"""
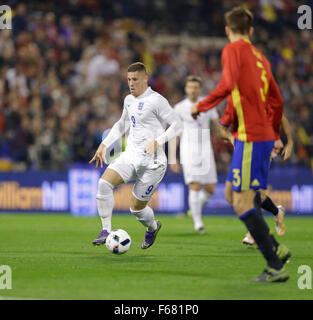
[89,143,107,168]
[281,141,293,161]
[170,163,181,173]
[191,103,199,119]
[271,139,283,158]
[144,140,158,155]
[229,135,235,146]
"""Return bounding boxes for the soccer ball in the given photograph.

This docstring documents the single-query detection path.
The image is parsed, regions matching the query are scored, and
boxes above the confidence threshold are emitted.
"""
[105,229,131,254]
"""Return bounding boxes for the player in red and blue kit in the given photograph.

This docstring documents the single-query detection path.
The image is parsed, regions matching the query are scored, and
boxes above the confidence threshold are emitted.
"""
[219,102,293,245]
[191,7,291,282]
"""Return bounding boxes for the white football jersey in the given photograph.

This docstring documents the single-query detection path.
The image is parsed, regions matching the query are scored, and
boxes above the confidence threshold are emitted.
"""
[120,87,179,166]
[174,97,218,165]
[174,97,218,142]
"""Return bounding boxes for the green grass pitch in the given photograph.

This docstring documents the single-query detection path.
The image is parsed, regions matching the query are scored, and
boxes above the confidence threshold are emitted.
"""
[0,213,312,300]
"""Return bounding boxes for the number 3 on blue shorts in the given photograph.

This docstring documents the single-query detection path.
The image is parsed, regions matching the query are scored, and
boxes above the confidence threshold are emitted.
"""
[232,169,241,187]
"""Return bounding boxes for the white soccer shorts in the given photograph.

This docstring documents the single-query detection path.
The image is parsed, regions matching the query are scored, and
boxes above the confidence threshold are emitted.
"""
[181,149,217,185]
[108,151,167,201]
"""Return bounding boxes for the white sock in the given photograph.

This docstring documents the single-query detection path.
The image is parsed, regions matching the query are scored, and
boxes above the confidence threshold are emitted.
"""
[96,179,114,232]
[188,190,203,230]
[199,189,212,208]
[130,206,157,232]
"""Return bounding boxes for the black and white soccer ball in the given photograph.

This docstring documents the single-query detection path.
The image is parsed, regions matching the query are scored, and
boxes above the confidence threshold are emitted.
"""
[105,229,131,254]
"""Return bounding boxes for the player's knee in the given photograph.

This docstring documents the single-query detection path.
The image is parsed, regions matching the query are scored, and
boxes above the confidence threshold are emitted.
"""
[232,196,246,214]
[233,191,256,214]
[101,168,124,187]
[96,179,114,200]
[225,191,232,206]
[204,184,215,195]
[189,182,200,191]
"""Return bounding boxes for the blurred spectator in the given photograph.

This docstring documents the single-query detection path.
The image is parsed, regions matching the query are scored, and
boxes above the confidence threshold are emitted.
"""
[12,3,27,39]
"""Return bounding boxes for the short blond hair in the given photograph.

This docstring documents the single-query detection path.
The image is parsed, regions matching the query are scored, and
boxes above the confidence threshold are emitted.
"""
[127,62,147,74]
[185,75,203,87]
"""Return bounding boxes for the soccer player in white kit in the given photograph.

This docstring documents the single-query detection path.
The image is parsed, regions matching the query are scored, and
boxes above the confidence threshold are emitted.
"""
[89,62,182,249]
[172,76,219,233]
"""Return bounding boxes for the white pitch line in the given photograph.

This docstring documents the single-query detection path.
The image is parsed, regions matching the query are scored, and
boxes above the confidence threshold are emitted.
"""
[0,295,40,300]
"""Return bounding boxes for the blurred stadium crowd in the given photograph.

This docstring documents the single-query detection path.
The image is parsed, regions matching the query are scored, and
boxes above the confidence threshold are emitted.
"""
[0,0,312,172]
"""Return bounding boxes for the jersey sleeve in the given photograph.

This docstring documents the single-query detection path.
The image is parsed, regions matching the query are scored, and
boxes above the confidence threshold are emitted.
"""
[219,103,235,127]
[267,73,283,139]
[197,44,241,113]
[155,95,182,145]
[156,96,177,123]
[101,98,130,148]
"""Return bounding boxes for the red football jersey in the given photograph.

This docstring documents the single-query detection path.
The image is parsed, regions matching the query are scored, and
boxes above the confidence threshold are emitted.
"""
[219,99,282,140]
[197,39,283,142]
[219,102,238,134]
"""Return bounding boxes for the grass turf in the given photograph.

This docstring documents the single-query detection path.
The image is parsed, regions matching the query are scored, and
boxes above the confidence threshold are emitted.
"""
[0,213,312,300]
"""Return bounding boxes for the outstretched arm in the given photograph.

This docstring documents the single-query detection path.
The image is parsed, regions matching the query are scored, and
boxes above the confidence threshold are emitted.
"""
[191,44,240,118]
[101,107,130,149]
[89,106,129,168]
